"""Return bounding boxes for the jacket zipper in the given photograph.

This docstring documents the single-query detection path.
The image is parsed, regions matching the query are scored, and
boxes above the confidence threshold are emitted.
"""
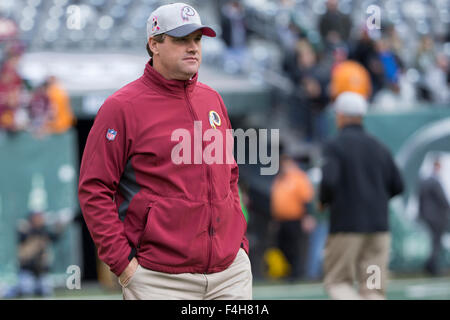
[184,84,213,273]
[206,165,213,272]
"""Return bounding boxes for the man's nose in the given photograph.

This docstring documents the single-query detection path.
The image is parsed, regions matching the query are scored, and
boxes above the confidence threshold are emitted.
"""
[186,39,199,52]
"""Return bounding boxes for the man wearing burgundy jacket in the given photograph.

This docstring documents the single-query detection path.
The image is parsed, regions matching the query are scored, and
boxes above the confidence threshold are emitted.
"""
[78,3,251,300]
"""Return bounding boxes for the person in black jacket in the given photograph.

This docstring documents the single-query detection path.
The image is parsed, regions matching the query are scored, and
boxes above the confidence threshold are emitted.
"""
[318,0,352,48]
[3,211,64,298]
[319,91,404,300]
[220,0,248,74]
[419,158,450,276]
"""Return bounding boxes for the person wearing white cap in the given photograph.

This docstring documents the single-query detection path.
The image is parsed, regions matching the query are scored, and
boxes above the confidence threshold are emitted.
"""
[145,2,216,81]
[78,3,252,300]
[319,91,404,300]
[334,91,368,120]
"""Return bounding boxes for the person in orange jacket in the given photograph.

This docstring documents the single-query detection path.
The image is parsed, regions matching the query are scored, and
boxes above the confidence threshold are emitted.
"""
[330,60,372,100]
[271,152,315,280]
[44,76,75,134]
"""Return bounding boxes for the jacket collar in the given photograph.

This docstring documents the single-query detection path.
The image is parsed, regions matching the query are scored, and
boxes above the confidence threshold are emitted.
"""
[141,59,198,95]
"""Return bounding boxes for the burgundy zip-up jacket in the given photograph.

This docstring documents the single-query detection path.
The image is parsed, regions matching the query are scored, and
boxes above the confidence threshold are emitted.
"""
[78,60,249,277]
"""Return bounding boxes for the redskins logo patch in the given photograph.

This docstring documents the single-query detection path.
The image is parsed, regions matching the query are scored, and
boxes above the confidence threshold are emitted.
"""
[208,111,221,129]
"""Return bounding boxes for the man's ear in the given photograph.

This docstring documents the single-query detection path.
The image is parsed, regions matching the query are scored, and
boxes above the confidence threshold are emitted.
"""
[149,38,158,56]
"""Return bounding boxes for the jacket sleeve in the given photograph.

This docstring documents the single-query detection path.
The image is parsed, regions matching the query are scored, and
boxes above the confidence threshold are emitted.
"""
[216,92,249,253]
[78,97,135,277]
[320,142,340,205]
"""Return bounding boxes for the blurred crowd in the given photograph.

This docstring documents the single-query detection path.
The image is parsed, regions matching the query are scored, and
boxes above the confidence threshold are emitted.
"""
[219,0,450,142]
[0,18,75,138]
[1,0,448,143]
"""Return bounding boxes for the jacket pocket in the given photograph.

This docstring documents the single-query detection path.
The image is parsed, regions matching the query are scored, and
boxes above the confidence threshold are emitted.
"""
[137,204,154,249]
[137,197,209,268]
[118,264,141,288]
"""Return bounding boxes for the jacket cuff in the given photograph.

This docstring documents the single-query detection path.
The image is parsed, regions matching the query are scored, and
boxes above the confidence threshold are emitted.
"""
[109,247,134,277]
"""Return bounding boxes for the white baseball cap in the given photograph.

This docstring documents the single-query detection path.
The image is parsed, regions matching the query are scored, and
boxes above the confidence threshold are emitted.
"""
[334,91,368,116]
[146,3,216,40]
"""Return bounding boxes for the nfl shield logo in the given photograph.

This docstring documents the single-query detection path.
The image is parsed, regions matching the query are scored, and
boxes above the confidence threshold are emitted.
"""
[106,129,117,141]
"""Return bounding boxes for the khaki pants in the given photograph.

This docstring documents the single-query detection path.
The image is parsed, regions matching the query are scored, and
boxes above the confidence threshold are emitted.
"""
[323,232,390,300]
[120,248,252,300]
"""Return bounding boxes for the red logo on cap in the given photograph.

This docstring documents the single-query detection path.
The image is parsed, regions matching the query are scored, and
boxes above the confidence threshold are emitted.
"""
[181,6,195,21]
[152,16,160,32]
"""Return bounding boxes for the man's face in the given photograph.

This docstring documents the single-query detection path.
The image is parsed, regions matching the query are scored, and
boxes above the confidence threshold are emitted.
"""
[150,30,203,80]
[327,0,338,11]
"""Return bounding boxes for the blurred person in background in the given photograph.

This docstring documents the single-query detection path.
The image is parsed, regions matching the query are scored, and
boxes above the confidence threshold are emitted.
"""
[281,21,306,78]
[295,40,330,142]
[27,80,51,137]
[277,0,305,55]
[371,36,418,111]
[318,0,352,49]
[220,0,249,74]
[415,35,438,102]
[423,53,450,104]
[3,211,64,298]
[319,92,404,300]
[0,40,25,132]
[414,35,436,75]
[349,27,384,99]
[44,75,76,134]
[376,36,403,89]
[287,39,330,142]
[418,158,450,276]
[330,59,372,101]
[271,150,315,281]
[383,24,403,61]
[304,197,329,281]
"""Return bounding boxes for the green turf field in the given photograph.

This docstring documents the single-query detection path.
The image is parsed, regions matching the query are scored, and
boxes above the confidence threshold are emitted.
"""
[15,275,450,300]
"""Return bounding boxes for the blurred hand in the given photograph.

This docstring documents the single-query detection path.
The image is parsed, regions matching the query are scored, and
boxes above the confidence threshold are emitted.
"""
[119,257,138,287]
